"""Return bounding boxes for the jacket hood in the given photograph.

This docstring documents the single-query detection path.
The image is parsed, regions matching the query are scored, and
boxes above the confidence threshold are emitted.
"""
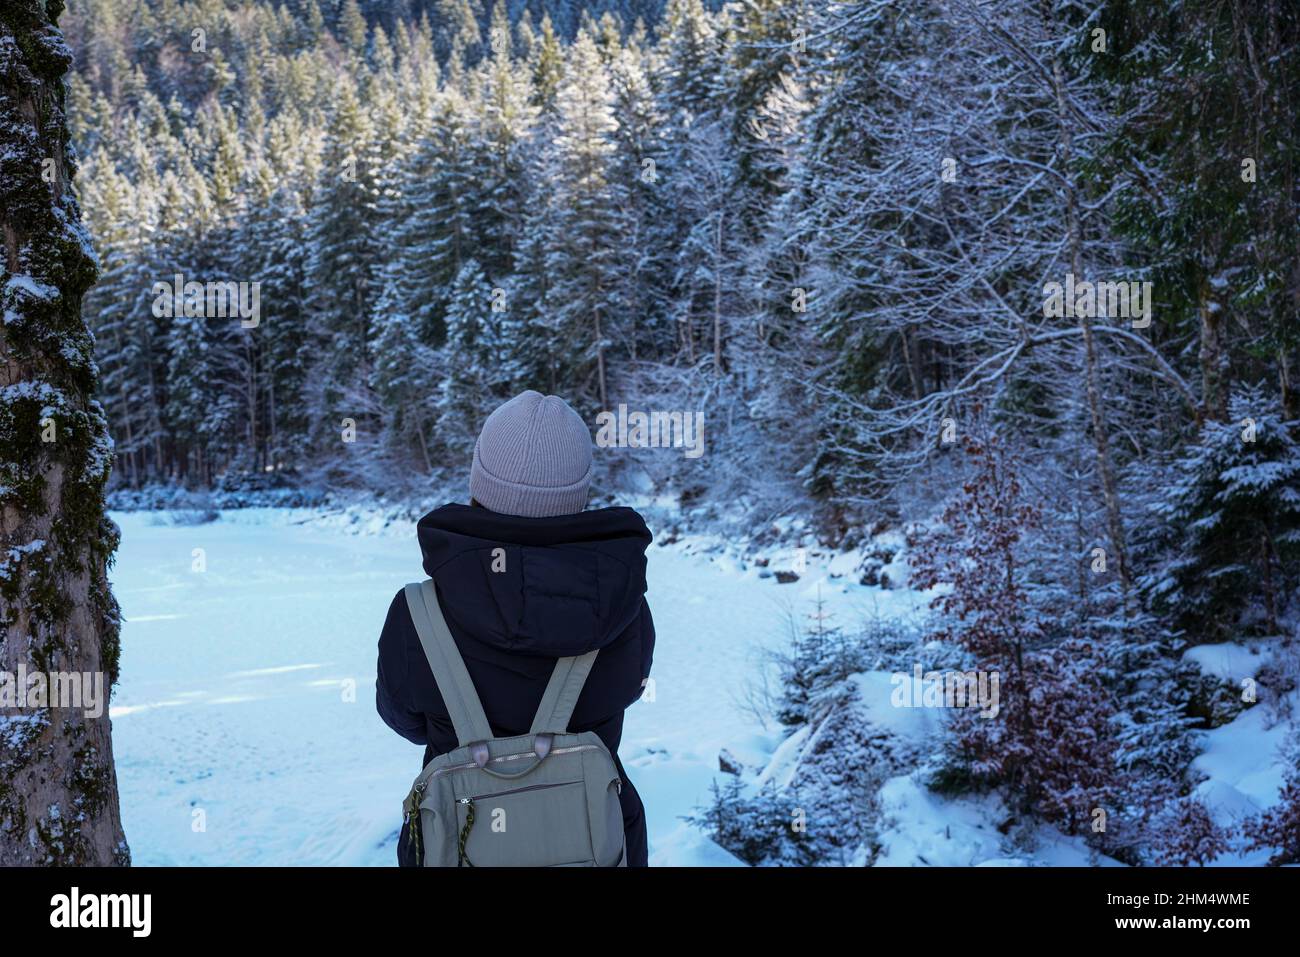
[416,503,652,657]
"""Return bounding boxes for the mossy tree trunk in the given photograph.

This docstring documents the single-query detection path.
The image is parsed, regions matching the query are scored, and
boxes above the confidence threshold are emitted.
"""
[0,0,129,865]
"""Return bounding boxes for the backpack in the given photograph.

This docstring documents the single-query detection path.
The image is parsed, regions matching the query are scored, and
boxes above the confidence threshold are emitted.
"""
[399,579,627,867]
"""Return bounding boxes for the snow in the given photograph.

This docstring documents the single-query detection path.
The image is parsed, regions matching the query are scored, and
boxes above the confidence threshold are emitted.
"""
[0,713,46,749]
[847,670,946,743]
[1191,687,1295,859]
[876,775,1008,866]
[0,380,63,405]
[874,775,1125,867]
[107,507,805,865]
[4,274,59,301]
[0,538,46,581]
[106,507,1296,867]
[1182,641,1273,681]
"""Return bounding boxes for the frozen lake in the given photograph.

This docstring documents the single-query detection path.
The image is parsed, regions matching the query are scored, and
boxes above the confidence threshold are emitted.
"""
[106,508,847,865]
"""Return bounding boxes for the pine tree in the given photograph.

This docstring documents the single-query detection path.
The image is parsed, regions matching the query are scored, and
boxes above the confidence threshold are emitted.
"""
[1139,388,1300,642]
[402,88,480,338]
[658,0,723,124]
[235,147,315,474]
[369,261,444,472]
[721,0,808,240]
[606,39,672,361]
[539,29,628,410]
[338,0,369,56]
[81,166,158,487]
[304,78,382,439]
[433,0,483,65]
[509,157,560,392]
[474,24,538,280]
[433,258,520,458]
[529,12,564,113]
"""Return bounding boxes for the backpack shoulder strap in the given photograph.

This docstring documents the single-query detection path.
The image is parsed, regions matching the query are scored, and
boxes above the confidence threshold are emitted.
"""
[403,580,494,749]
[529,649,599,735]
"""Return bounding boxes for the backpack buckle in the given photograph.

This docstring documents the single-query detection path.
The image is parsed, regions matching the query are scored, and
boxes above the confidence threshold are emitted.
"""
[534,733,553,760]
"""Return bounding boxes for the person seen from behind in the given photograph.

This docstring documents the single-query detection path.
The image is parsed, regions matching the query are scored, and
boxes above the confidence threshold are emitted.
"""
[375,390,654,866]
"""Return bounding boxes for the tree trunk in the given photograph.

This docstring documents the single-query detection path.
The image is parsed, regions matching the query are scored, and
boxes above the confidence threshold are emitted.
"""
[713,212,724,372]
[1198,276,1228,422]
[0,0,129,865]
[594,304,608,410]
[1048,38,1134,611]
[416,417,433,473]
[268,363,278,468]
[107,326,137,486]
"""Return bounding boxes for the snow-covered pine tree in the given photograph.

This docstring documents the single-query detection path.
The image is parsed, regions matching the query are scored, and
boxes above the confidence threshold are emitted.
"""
[432,0,484,66]
[528,12,565,114]
[719,0,810,242]
[80,165,156,487]
[773,593,869,728]
[245,119,318,474]
[338,0,369,58]
[304,77,382,446]
[606,36,672,362]
[1140,388,1300,643]
[657,0,723,126]
[473,21,538,282]
[539,29,628,411]
[369,261,446,472]
[434,258,521,458]
[651,0,728,367]
[160,156,243,486]
[508,149,560,392]
[405,87,482,340]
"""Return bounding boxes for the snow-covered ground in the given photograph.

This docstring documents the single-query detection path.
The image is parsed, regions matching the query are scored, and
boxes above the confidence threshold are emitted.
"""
[1185,641,1296,865]
[106,507,914,865]
[106,507,1292,866]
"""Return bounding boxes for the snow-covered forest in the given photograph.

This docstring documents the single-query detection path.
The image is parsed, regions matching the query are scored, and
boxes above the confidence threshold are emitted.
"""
[40,0,1300,866]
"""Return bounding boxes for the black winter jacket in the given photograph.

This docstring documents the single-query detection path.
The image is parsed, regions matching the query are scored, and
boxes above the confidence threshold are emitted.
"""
[375,502,655,865]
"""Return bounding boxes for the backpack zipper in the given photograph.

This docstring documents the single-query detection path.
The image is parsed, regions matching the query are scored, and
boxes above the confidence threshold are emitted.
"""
[456,780,576,804]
